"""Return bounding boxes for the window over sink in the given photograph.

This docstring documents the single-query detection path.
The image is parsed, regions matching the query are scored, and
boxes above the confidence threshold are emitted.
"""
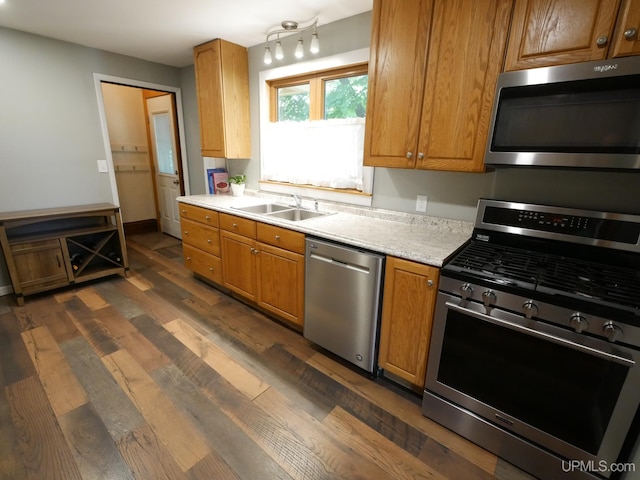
[259,49,374,206]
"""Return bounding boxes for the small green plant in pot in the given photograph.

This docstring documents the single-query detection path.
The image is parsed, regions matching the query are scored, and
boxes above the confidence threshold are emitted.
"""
[229,175,246,196]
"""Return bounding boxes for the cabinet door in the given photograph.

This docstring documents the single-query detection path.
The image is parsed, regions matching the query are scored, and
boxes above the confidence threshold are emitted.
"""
[11,240,70,294]
[378,257,439,388]
[504,0,621,70]
[220,230,257,300]
[256,242,305,327]
[610,0,640,57]
[364,0,433,168]
[416,0,512,172]
[193,39,251,159]
[194,41,226,157]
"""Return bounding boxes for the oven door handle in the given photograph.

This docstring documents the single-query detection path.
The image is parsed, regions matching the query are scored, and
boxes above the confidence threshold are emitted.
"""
[445,302,635,367]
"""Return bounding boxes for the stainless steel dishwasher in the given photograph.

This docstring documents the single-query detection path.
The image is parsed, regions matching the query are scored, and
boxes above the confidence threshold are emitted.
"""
[304,237,385,374]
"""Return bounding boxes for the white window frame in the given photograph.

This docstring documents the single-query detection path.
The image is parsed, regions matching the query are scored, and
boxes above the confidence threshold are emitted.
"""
[258,48,373,207]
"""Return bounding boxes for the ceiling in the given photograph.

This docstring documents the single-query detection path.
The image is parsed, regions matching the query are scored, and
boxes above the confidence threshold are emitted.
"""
[0,0,373,68]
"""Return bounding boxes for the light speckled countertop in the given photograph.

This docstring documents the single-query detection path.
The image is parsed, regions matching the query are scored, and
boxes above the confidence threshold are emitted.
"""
[177,191,473,267]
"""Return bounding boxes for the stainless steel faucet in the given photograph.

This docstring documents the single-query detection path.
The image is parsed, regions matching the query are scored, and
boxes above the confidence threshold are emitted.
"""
[292,194,302,208]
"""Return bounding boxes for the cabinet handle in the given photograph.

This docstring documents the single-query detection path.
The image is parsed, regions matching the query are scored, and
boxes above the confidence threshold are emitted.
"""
[418,152,424,160]
[596,35,608,47]
[624,28,638,40]
[406,151,413,159]
[275,235,280,240]
[56,255,61,268]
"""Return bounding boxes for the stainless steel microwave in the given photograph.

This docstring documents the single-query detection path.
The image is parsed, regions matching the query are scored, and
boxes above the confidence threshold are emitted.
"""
[484,56,640,170]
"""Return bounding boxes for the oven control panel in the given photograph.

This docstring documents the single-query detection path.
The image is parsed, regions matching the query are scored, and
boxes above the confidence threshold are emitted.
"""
[482,205,640,245]
[439,276,640,348]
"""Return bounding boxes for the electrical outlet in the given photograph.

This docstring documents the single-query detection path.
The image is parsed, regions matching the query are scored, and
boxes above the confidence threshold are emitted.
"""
[416,195,428,212]
[97,160,108,173]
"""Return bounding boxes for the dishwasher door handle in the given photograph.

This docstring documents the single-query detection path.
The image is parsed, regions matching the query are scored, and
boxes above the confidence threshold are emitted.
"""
[309,252,370,274]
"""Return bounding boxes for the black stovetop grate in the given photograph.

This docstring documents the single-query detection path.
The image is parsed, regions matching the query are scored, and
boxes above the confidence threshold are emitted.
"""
[446,241,640,314]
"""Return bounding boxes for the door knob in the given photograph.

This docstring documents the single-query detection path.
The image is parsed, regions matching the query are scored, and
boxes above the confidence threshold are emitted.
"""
[172,180,180,185]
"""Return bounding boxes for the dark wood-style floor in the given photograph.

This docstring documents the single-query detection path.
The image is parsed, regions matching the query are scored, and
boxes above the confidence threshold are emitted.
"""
[0,233,537,480]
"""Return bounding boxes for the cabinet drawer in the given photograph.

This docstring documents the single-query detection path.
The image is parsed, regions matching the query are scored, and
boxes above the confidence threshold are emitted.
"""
[183,244,222,285]
[219,213,256,238]
[179,203,219,227]
[257,223,305,254]
[180,218,220,256]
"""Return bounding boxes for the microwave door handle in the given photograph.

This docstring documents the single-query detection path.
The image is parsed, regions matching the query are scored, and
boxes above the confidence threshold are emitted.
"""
[445,302,635,367]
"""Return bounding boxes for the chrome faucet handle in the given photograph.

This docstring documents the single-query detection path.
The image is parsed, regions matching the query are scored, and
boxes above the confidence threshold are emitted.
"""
[292,194,302,208]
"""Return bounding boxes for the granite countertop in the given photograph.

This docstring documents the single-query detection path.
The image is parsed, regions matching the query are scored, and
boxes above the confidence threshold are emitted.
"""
[177,192,473,267]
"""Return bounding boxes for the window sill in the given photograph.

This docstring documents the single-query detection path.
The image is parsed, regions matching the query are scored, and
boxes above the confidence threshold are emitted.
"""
[259,181,373,207]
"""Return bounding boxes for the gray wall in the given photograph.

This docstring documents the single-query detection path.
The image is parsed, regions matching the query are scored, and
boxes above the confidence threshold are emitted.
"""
[180,64,205,195]
[0,27,198,291]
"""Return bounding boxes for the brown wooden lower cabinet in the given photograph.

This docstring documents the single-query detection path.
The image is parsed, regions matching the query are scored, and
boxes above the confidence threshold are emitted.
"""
[220,228,258,301]
[182,208,306,328]
[182,243,222,285]
[378,256,440,389]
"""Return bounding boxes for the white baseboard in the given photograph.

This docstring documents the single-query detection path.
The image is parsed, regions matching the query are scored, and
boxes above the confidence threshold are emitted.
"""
[0,284,14,297]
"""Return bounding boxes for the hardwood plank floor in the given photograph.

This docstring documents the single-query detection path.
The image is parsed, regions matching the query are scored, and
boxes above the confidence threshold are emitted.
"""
[0,234,537,480]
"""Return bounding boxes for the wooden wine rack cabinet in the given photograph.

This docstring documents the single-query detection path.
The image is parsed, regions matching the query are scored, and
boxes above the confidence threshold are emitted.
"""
[0,203,129,305]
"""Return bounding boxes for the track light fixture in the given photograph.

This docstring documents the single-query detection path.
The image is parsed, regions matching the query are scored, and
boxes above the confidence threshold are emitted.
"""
[264,19,320,64]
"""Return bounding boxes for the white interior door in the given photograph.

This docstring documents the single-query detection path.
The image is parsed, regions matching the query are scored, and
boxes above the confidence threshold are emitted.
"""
[147,95,182,238]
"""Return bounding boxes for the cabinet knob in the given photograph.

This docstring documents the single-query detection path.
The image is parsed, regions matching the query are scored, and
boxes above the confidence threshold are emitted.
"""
[624,28,638,40]
[205,215,210,220]
[209,267,214,272]
[232,223,238,228]
[427,279,434,287]
[182,209,186,214]
[418,152,424,160]
[184,230,189,235]
[275,235,280,240]
[406,151,413,159]
[207,239,212,244]
[186,256,191,261]
[596,35,608,46]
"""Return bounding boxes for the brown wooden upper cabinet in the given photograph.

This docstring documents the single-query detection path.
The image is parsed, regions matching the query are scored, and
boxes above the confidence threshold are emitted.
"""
[505,0,640,71]
[364,0,513,172]
[193,39,251,159]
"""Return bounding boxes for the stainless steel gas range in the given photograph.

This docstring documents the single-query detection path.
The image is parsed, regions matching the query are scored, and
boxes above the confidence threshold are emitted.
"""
[422,199,640,480]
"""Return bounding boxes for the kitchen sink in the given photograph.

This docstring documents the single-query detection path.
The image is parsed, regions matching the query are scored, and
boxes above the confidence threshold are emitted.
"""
[267,208,331,221]
[233,203,291,214]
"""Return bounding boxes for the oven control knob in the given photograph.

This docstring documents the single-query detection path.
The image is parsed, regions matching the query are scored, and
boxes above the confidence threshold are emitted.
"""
[460,283,473,300]
[522,301,538,319]
[482,290,497,307]
[570,314,588,333]
[603,322,623,343]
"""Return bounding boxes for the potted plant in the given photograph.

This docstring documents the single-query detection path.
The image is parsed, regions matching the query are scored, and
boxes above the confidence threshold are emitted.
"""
[229,174,247,196]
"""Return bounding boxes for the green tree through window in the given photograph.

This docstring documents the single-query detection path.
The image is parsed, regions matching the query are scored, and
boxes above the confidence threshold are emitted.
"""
[324,74,368,119]
[271,65,368,122]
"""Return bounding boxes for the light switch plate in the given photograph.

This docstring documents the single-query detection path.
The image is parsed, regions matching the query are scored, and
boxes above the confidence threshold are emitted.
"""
[97,160,108,173]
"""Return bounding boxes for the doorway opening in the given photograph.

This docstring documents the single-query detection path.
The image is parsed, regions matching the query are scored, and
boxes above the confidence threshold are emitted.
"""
[94,74,190,240]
